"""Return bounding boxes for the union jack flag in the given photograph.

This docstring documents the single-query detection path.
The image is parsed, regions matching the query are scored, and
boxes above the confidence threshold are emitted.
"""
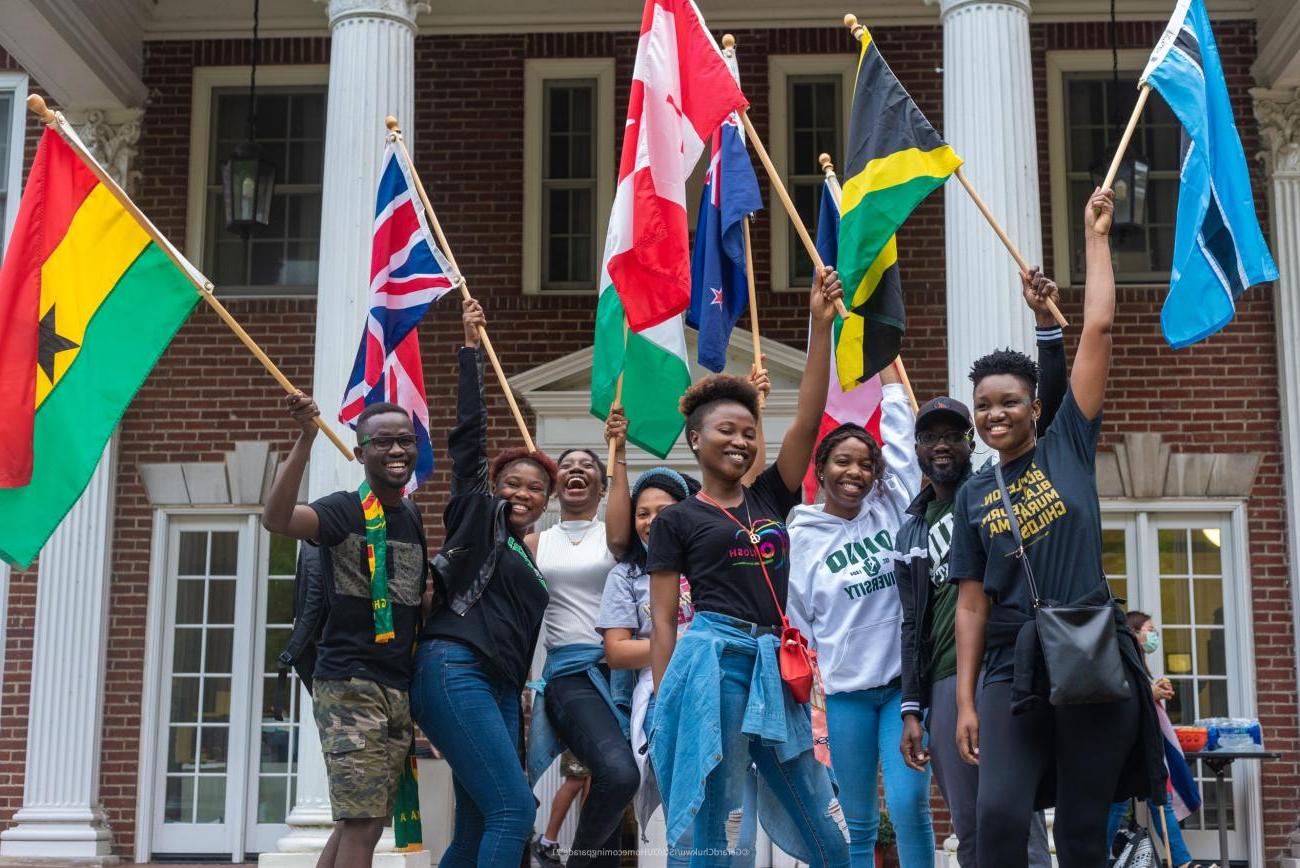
[340,143,459,494]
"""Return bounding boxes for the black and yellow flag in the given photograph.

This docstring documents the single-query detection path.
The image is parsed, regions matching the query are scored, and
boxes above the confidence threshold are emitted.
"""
[837,24,962,383]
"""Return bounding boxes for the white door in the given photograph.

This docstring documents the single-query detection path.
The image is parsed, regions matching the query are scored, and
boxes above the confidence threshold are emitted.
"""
[151,517,257,857]
[1102,509,1258,863]
[151,518,304,859]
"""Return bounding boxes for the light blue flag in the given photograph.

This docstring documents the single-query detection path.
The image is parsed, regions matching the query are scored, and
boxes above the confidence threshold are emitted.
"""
[1140,0,1277,349]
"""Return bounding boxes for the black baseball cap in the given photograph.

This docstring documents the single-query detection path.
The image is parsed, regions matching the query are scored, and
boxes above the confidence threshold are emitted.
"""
[915,396,973,432]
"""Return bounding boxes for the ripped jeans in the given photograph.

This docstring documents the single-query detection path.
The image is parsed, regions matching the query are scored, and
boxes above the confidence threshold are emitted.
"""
[688,649,850,867]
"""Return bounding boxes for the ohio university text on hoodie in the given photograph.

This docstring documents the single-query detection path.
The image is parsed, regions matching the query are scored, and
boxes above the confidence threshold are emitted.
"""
[787,383,922,696]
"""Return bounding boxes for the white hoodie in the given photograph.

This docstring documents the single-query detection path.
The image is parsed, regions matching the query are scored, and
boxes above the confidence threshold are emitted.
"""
[787,383,921,695]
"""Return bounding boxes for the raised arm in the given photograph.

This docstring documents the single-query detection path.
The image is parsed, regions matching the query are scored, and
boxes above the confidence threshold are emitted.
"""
[604,408,632,558]
[261,392,325,541]
[775,267,844,492]
[1071,188,1116,420]
[1022,268,1067,434]
[742,360,771,487]
[877,362,920,497]
[448,298,489,497]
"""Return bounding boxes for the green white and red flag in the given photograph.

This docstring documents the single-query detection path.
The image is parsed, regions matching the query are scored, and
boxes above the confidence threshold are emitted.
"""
[591,0,748,457]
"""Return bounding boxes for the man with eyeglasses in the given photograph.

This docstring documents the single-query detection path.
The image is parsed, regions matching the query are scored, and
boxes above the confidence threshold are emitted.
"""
[262,395,428,868]
[895,272,1065,867]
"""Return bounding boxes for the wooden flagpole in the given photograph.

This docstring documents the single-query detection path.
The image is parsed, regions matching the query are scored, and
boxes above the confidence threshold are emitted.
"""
[842,13,1068,329]
[819,153,920,413]
[737,109,850,321]
[385,117,536,453]
[26,94,355,461]
[1095,84,1152,236]
[724,35,767,411]
[607,319,627,472]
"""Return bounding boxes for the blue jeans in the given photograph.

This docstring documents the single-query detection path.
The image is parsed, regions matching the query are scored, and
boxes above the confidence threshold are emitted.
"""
[410,639,535,867]
[690,649,850,867]
[824,686,934,868]
[1107,799,1192,866]
[669,767,758,867]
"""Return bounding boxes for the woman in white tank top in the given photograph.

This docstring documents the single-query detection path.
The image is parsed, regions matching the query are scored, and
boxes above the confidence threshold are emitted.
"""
[526,447,635,868]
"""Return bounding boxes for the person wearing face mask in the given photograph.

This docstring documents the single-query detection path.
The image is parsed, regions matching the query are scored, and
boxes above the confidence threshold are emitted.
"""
[524,437,634,868]
[783,363,935,867]
[647,267,849,867]
[948,189,1167,868]
[893,273,1067,868]
[411,298,560,868]
[1105,611,1206,868]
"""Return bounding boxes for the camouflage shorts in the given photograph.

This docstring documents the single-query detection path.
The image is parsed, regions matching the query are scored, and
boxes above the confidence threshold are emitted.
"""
[560,749,590,779]
[312,677,413,820]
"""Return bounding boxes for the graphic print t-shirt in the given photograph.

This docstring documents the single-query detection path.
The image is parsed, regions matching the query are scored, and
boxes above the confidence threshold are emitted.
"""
[310,490,427,689]
[924,497,959,683]
[596,562,694,640]
[949,390,1105,684]
[647,463,802,627]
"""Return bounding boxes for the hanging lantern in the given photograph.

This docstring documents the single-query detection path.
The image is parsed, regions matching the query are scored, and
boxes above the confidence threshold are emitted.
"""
[1092,156,1149,228]
[220,0,274,237]
[222,141,276,235]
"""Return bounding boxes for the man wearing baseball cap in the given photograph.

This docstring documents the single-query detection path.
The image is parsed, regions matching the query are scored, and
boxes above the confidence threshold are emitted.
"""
[895,274,1066,867]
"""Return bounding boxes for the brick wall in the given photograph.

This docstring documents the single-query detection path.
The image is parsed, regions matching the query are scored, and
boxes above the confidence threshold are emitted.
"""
[0,16,1293,861]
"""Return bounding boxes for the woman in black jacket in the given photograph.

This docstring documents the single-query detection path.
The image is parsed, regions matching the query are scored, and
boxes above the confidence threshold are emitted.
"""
[411,298,560,868]
[895,275,1066,867]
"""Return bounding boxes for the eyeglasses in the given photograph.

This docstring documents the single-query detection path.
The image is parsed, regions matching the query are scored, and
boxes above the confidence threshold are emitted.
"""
[359,435,418,451]
[916,430,974,448]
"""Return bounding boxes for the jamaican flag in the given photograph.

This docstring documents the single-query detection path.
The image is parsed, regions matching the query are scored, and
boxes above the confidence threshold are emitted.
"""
[837,24,962,382]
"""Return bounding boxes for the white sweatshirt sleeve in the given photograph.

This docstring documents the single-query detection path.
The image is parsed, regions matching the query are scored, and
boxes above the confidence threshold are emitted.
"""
[786,550,817,649]
[879,383,921,502]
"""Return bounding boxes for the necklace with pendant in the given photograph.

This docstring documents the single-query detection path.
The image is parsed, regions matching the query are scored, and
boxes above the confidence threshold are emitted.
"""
[559,520,594,546]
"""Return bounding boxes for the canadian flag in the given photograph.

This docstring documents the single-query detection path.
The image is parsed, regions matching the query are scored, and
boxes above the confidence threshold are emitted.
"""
[605,0,749,332]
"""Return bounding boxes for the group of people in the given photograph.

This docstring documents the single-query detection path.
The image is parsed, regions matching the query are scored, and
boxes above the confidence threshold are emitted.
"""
[261,185,1196,868]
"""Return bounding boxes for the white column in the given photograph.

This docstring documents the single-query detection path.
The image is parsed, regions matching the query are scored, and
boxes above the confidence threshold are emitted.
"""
[1252,88,1300,861]
[266,1,426,865]
[937,0,1042,400]
[0,442,119,863]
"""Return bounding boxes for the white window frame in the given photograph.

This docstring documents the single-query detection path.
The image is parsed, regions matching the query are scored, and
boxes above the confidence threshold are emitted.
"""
[136,506,269,863]
[1046,49,1163,289]
[0,72,29,249]
[1099,498,1263,868]
[185,65,328,298]
[766,54,855,293]
[522,58,615,296]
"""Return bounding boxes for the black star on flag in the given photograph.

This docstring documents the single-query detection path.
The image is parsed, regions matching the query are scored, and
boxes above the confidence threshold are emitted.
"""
[37,305,79,381]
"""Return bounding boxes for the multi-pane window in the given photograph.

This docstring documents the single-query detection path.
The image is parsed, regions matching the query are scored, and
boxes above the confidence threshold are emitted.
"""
[256,533,300,825]
[786,76,843,287]
[165,530,240,825]
[203,88,325,293]
[1063,74,1181,283]
[541,80,597,289]
[0,90,13,261]
[1104,510,1251,853]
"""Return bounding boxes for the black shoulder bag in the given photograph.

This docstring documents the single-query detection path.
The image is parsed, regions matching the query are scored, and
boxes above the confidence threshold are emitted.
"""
[993,462,1129,706]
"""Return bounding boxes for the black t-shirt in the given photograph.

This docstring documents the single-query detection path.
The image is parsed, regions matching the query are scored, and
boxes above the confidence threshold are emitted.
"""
[310,490,427,690]
[949,389,1105,684]
[647,463,802,627]
[422,528,549,689]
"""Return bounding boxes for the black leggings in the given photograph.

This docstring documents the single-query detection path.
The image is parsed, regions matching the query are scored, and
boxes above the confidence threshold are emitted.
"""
[544,672,639,868]
[975,679,1140,868]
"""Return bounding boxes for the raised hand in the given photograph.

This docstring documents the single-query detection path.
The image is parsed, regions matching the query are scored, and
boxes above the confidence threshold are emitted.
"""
[462,296,485,348]
[749,357,771,403]
[604,405,628,455]
[285,391,320,439]
[1020,267,1061,326]
[811,266,844,324]
[1085,186,1116,238]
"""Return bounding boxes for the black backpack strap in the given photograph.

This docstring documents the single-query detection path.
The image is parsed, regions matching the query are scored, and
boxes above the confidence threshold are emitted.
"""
[992,462,1043,607]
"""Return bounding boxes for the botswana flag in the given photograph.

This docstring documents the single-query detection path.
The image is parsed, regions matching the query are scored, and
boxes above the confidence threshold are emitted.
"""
[1140,0,1276,348]
[838,22,961,381]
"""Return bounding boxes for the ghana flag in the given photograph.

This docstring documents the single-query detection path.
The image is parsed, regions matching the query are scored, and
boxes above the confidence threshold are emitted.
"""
[0,128,200,568]
[838,23,962,378]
